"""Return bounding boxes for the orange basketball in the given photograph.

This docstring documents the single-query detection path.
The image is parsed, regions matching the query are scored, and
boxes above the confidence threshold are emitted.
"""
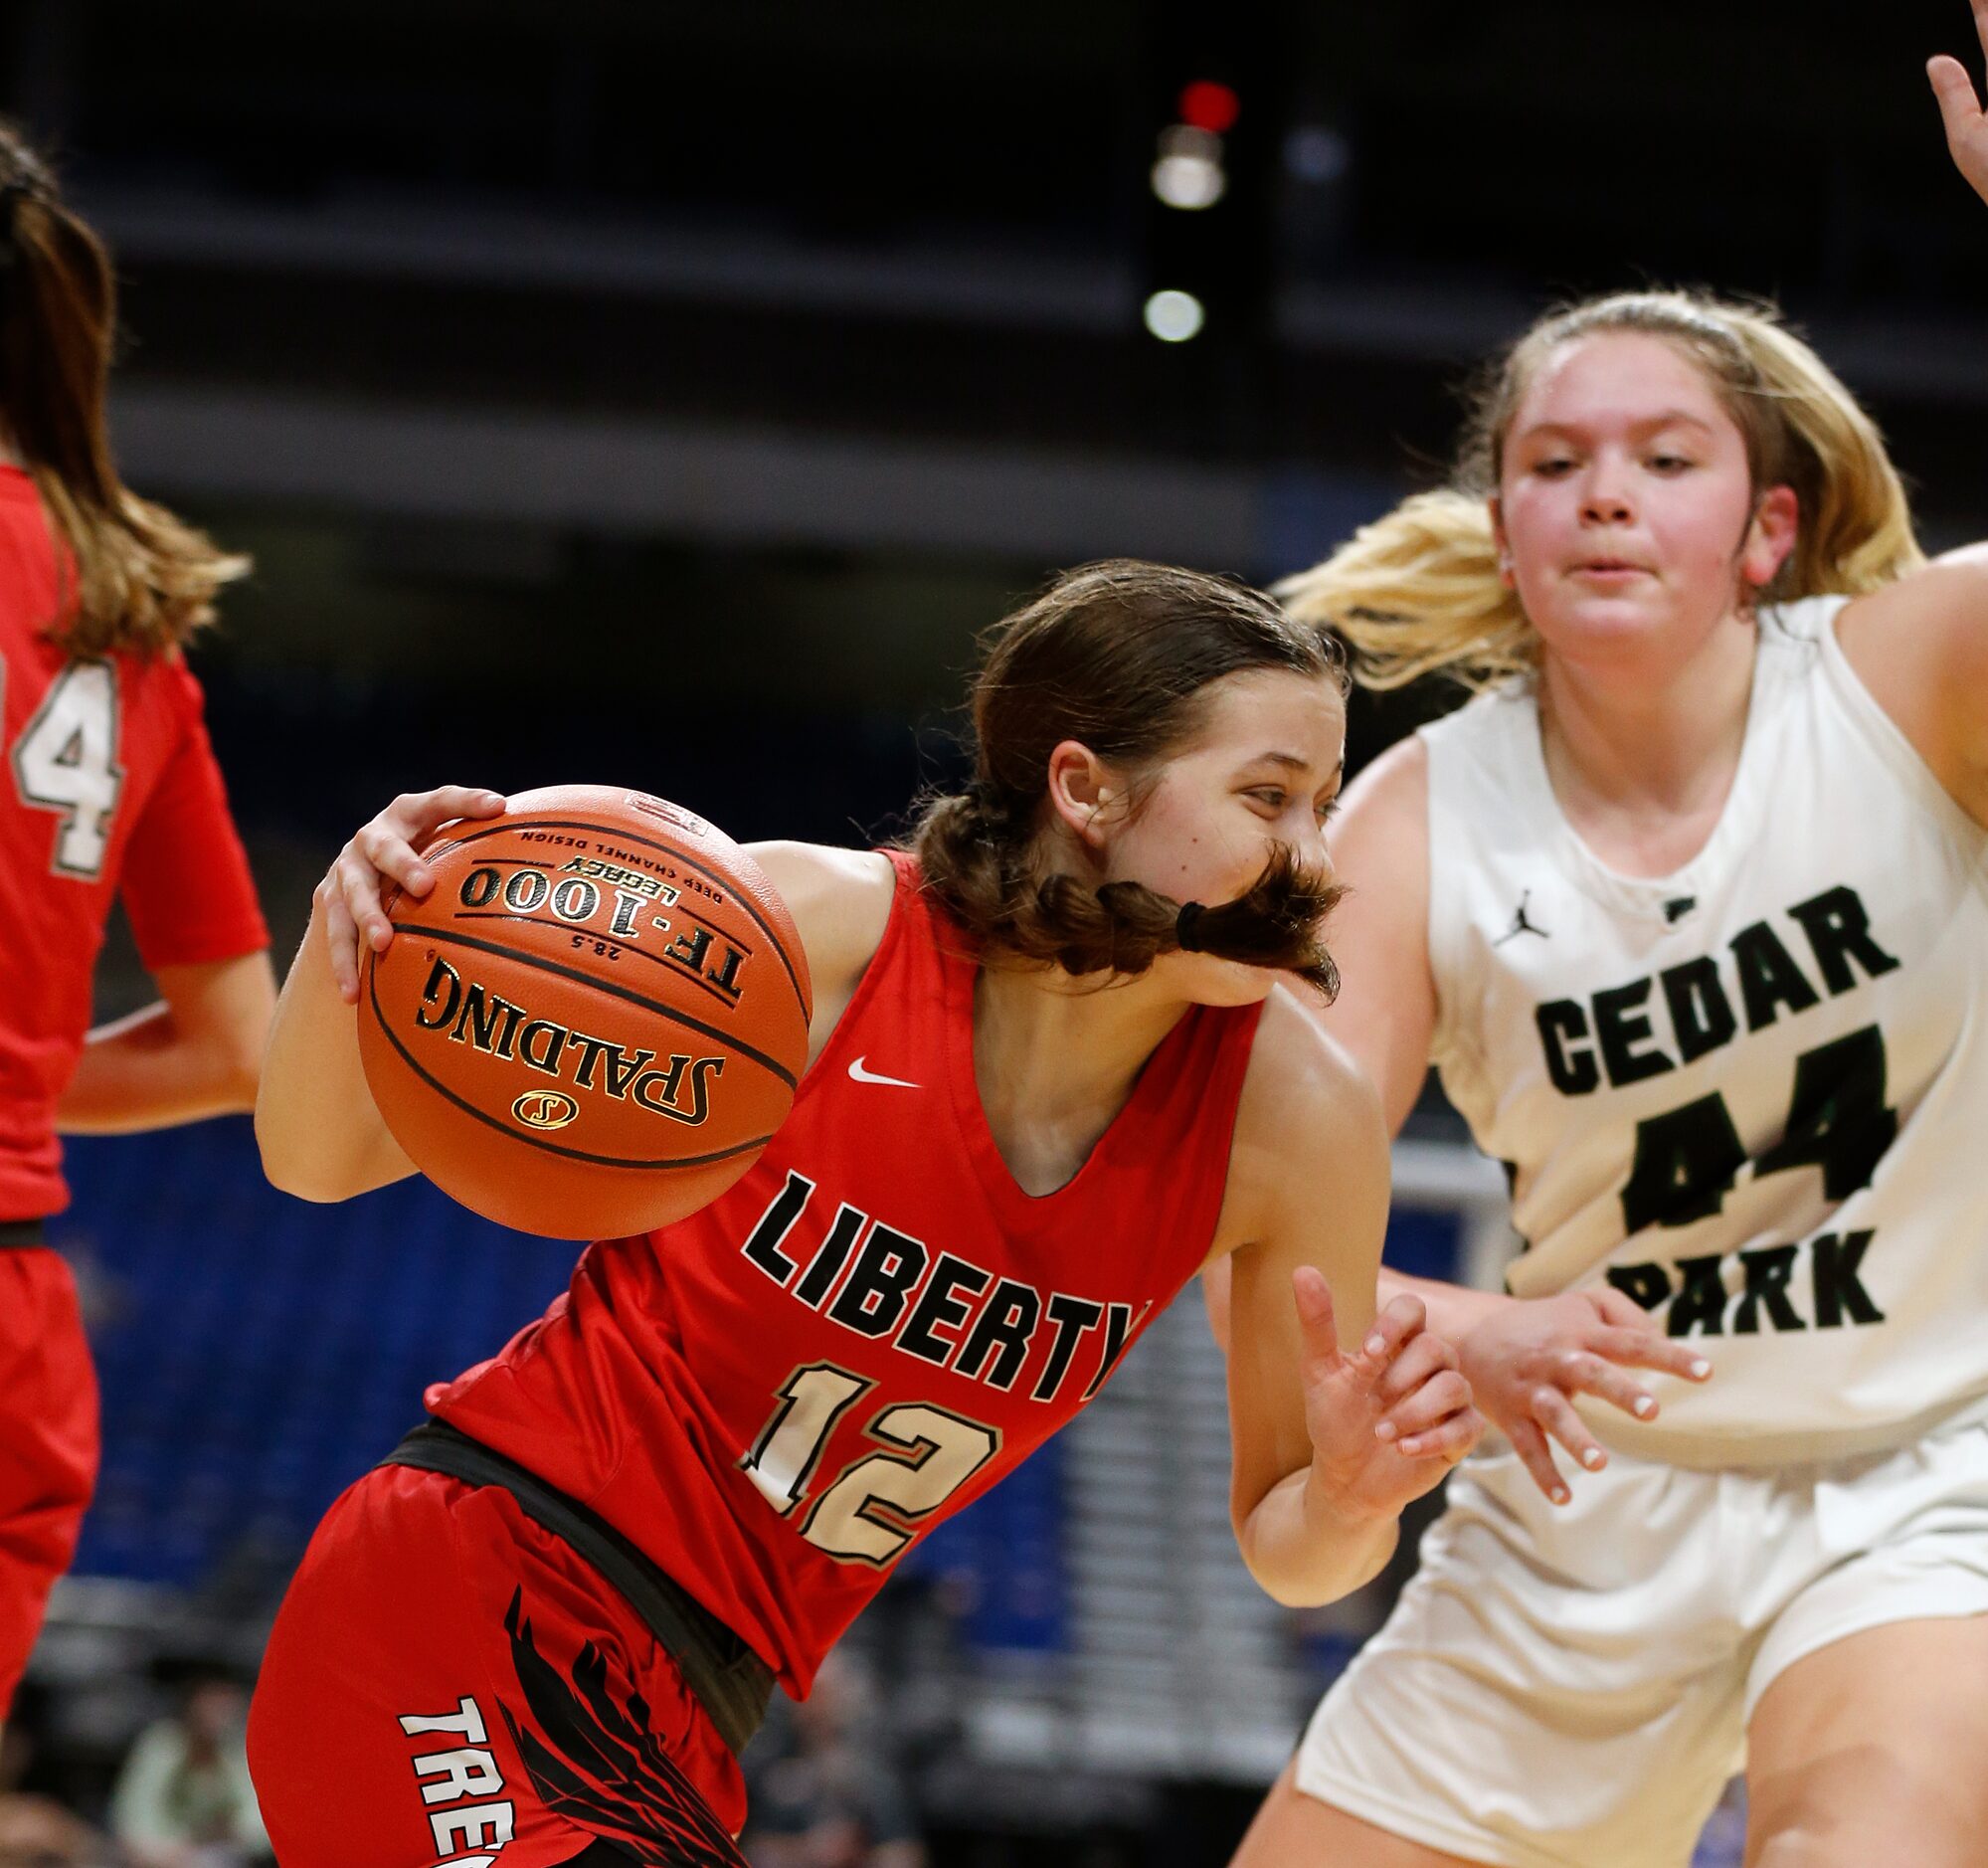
[357,784,813,1239]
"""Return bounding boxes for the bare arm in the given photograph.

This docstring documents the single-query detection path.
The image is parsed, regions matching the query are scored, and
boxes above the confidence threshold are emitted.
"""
[1213,993,1480,1607]
[57,951,275,1134]
[1838,554,1988,830]
[1278,738,1508,1336]
[258,892,421,1203]
[1852,11,1988,826]
[1311,737,1437,1135]
[256,788,506,1202]
[1204,740,1500,1338]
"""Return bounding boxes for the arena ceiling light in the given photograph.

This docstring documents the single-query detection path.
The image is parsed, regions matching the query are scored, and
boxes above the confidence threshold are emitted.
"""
[1150,80,1239,213]
[1143,288,1206,343]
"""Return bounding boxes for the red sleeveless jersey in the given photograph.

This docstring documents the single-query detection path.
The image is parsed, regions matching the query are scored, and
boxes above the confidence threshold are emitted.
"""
[430,850,1264,1693]
[0,467,267,1219]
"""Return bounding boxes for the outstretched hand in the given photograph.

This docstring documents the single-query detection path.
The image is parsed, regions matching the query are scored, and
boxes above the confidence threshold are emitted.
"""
[1457,1288,1712,1504]
[1930,1,1988,206]
[1296,1270,1483,1526]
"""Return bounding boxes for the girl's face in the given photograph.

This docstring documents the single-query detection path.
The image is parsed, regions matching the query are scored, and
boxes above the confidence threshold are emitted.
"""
[1494,332,1796,682]
[1086,665,1346,1004]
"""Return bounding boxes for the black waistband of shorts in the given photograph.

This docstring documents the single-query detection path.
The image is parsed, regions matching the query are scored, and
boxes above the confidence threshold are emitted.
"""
[379,1418,774,1757]
[0,1219,47,1249]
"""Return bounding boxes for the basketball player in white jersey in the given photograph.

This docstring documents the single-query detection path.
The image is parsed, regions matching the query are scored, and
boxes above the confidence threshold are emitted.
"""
[1223,12,1988,1865]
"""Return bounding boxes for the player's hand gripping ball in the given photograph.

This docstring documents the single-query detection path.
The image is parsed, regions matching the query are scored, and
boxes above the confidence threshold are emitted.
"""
[356,785,813,1238]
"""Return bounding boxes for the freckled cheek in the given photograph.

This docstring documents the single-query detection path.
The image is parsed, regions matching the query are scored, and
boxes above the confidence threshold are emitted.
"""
[1114,817,1201,895]
[1138,802,1210,881]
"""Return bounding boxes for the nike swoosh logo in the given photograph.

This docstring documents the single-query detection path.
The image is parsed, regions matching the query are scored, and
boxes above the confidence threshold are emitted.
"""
[848,1055,921,1089]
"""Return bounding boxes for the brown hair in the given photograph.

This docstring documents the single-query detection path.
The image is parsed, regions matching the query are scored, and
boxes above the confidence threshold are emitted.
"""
[1278,288,1925,691]
[908,559,1348,996]
[0,123,248,657]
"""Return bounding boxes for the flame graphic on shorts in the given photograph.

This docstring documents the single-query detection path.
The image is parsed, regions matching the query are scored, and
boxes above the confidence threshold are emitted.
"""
[499,1588,746,1866]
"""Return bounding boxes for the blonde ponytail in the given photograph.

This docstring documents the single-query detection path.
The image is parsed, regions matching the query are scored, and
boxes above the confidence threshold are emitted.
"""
[1276,490,1533,693]
[1736,314,1924,600]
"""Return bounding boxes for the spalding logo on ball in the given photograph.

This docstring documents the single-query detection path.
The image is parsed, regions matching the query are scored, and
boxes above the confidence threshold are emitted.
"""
[357,784,813,1238]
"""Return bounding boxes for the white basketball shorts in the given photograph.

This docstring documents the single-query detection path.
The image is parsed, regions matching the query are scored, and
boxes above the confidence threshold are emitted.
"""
[1292,1393,1988,1868]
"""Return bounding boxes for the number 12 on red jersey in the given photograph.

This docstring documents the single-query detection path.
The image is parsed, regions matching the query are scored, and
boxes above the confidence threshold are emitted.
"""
[740,1363,1001,1569]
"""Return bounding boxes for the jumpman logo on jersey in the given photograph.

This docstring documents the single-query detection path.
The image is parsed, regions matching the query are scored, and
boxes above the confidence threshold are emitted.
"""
[1492,891,1550,946]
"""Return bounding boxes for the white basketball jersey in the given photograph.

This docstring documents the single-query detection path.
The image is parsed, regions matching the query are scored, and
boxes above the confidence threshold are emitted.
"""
[1422,596,1988,1464]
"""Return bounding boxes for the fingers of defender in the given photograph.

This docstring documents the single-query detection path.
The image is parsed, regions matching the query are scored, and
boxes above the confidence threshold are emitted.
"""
[1532,1385,1608,1478]
[1553,1348,1662,1423]
[322,885,362,1004]
[1589,1327,1713,1384]
[1593,1286,1653,1329]
[1929,52,1984,137]
[1379,1369,1473,1444]
[1508,1414,1570,1505]
[1291,1267,1343,1385]
[1355,1294,1427,1376]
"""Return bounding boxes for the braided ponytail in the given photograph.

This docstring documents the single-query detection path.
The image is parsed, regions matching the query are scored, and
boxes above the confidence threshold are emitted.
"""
[907,561,1347,997]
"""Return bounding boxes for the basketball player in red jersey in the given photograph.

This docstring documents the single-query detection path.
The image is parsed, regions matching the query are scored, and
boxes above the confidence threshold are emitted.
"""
[0,126,273,1737]
[248,561,1485,1867]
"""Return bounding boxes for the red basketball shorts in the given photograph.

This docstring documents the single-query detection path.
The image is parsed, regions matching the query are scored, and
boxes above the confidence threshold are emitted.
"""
[247,1463,748,1868]
[0,1249,98,1721]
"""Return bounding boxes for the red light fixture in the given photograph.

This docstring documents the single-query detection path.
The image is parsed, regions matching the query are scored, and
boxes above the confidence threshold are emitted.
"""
[1176,80,1240,135]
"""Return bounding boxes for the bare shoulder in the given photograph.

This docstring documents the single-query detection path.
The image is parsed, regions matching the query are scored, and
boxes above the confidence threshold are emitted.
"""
[1309,732,1436,1132]
[1340,728,1429,829]
[748,839,895,915]
[1329,731,1430,923]
[1840,553,1988,642]
[1837,558,1988,820]
[1242,984,1384,1139]
[745,841,896,1008]
[1217,984,1389,1249]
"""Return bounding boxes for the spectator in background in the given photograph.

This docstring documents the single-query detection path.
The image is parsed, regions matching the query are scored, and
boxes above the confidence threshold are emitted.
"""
[743,1653,926,1868]
[0,1793,109,1868]
[107,1672,269,1868]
